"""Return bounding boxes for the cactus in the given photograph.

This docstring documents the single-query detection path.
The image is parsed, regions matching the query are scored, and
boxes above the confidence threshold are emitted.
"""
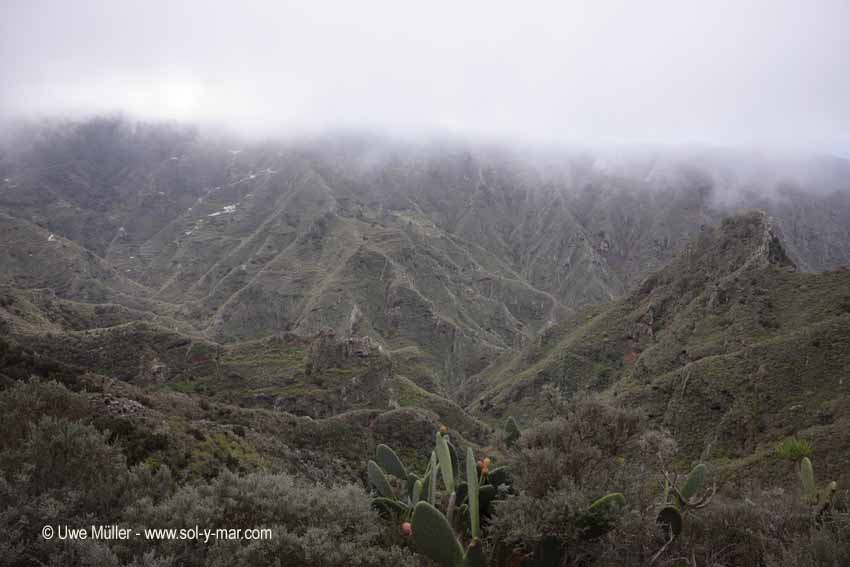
[412,446,486,567]
[487,466,512,490]
[436,431,456,493]
[411,478,424,504]
[504,416,521,448]
[411,500,487,567]
[678,463,705,504]
[467,447,481,539]
[587,492,626,514]
[799,456,837,516]
[372,496,408,518]
[577,492,626,539]
[368,460,395,499]
[477,484,496,516]
[367,432,507,565]
[369,443,438,522]
[656,463,714,539]
[412,502,465,566]
[430,450,439,505]
[656,505,683,538]
[376,443,407,479]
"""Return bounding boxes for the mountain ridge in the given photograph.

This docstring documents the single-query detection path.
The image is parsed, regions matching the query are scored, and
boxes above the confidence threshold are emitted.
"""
[2,118,849,412]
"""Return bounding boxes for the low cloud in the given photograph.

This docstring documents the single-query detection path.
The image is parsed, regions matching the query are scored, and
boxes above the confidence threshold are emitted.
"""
[1,0,849,152]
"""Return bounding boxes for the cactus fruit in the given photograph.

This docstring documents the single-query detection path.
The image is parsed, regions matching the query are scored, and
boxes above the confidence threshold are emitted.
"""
[504,416,521,448]
[376,444,407,480]
[368,460,395,499]
[401,521,413,537]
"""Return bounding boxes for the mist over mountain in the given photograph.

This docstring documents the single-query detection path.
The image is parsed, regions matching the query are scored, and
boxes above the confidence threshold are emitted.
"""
[2,118,849,390]
[2,117,850,566]
[3,1,850,565]
[3,0,850,152]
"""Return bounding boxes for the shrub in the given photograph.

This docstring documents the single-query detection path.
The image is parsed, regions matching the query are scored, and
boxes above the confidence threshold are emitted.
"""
[514,396,644,497]
[123,470,414,567]
[0,379,91,452]
[776,437,813,461]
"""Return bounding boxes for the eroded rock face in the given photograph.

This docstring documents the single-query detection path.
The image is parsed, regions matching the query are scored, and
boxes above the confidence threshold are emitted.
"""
[296,330,392,416]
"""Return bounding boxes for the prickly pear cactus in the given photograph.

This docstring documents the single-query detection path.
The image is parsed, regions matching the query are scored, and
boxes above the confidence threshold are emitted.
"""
[367,460,394,499]
[376,443,407,479]
[679,463,705,504]
[463,539,487,567]
[371,496,408,518]
[657,462,713,539]
[467,447,480,539]
[436,431,455,492]
[412,501,464,567]
[578,492,626,539]
[657,505,683,537]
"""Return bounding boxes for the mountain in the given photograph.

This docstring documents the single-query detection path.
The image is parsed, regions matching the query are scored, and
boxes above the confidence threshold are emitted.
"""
[3,118,850,566]
[2,117,849,396]
[466,211,850,481]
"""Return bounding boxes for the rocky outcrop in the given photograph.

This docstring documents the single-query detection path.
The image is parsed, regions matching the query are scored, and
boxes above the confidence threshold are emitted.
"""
[299,330,393,415]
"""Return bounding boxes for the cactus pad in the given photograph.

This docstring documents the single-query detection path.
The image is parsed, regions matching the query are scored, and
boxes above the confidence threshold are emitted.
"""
[376,444,407,479]
[412,501,464,567]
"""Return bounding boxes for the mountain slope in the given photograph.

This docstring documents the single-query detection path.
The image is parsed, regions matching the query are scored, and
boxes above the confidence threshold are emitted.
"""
[467,211,850,480]
[2,117,850,392]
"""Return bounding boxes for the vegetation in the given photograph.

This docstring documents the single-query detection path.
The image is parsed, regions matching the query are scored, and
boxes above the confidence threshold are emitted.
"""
[777,437,814,461]
[2,122,850,566]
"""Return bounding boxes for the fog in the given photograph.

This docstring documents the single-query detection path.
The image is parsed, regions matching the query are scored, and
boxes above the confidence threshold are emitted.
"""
[2,0,849,153]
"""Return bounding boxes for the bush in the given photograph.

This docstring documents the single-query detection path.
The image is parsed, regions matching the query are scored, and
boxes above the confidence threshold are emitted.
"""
[0,379,91,452]
[122,470,415,567]
[513,396,644,497]
[489,395,850,567]
[0,416,129,567]
[776,437,813,461]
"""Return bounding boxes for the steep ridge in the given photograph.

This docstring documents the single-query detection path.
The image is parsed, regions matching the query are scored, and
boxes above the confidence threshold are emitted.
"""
[2,118,850,393]
[467,211,850,480]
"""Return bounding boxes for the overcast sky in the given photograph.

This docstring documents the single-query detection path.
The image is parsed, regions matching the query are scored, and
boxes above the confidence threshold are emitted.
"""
[1,0,849,152]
